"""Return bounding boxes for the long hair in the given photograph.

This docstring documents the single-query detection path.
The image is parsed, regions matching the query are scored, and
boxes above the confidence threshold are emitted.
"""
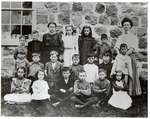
[81,26,92,37]
[35,69,46,80]
[112,70,125,82]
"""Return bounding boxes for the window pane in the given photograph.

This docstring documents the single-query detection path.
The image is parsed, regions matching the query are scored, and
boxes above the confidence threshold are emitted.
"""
[11,10,21,24]
[22,11,32,25]
[11,2,21,8]
[2,2,10,8]
[11,25,21,35]
[22,2,32,8]
[2,10,10,24]
[2,25,11,40]
[22,25,32,35]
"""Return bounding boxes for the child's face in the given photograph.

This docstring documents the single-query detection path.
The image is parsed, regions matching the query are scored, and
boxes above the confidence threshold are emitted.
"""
[62,70,70,79]
[17,54,25,60]
[84,28,90,36]
[101,38,107,44]
[79,72,86,81]
[19,38,26,46]
[103,55,110,64]
[32,56,40,63]
[87,56,94,64]
[120,47,127,55]
[17,69,25,79]
[66,26,73,35]
[32,33,39,40]
[49,24,56,34]
[72,57,80,65]
[116,72,122,81]
[50,54,58,63]
[38,71,45,80]
[98,72,106,80]
[123,22,131,32]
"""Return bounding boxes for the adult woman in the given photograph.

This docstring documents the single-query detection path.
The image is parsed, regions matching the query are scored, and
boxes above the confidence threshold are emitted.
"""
[115,17,141,96]
[42,22,64,64]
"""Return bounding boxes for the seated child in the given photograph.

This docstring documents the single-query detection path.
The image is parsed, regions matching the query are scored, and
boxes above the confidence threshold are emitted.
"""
[14,35,27,60]
[4,67,31,104]
[111,43,132,86]
[31,70,50,115]
[84,53,99,83]
[92,69,111,106]
[71,71,98,109]
[99,51,113,79]
[51,67,75,107]
[70,54,84,81]
[45,50,63,90]
[15,50,29,76]
[108,71,132,110]
[27,30,42,62]
[28,53,44,81]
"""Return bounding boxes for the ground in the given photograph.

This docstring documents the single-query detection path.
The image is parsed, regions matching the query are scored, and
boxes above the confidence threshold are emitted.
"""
[1,76,148,117]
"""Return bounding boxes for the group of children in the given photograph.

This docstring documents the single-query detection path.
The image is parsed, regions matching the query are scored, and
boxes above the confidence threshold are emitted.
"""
[3,23,134,111]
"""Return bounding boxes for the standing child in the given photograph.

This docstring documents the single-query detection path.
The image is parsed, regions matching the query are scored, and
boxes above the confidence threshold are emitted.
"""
[31,70,50,115]
[92,69,111,106]
[71,71,98,109]
[4,67,31,104]
[14,35,27,60]
[99,51,113,80]
[78,26,97,65]
[51,67,74,107]
[108,71,132,110]
[45,50,63,90]
[62,25,79,66]
[111,43,133,86]
[70,54,84,81]
[84,53,99,83]
[15,50,29,76]
[27,30,42,62]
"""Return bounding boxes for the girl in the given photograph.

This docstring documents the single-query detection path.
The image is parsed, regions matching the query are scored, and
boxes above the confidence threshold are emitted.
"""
[108,71,132,110]
[78,26,97,65]
[62,25,79,66]
[4,67,31,104]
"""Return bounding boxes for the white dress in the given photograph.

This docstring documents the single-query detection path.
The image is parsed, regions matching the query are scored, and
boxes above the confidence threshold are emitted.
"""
[83,64,99,83]
[108,81,132,110]
[31,79,50,100]
[62,35,79,66]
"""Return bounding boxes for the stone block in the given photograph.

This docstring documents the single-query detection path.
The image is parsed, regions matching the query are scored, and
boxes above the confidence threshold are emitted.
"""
[85,13,98,25]
[58,12,70,25]
[141,16,147,28]
[95,3,105,14]
[106,4,118,17]
[82,3,94,13]
[44,2,58,13]
[109,28,122,38]
[99,15,110,25]
[110,16,119,25]
[131,16,139,27]
[71,12,82,27]
[137,27,147,37]
[94,26,107,36]
[72,2,83,12]
[59,3,71,12]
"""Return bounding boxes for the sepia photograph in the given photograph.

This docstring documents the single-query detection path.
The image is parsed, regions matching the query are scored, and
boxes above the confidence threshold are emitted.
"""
[1,0,148,117]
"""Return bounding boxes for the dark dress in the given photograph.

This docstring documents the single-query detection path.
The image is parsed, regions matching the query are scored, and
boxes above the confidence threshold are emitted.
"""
[78,36,97,65]
[27,40,42,62]
[42,33,64,64]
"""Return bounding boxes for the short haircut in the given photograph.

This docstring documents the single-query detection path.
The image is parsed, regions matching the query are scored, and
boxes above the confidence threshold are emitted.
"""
[19,35,26,40]
[17,67,26,73]
[120,43,128,49]
[101,34,108,40]
[62,67,70,72]
[50,50,58,56]
[18,50,26,55]
[35,69,45,79]
[121,17,133,28]
[102,51,111,57]
[87,53,94,58]
[72,54,80,59]
[99,68,107,74]
[32,52,40,57]
[32,30,39,35]
[79,70,86,74]
[47,22,57,28]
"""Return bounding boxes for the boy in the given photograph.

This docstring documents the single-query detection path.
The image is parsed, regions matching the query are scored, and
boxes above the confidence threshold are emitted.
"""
[83,53,99,83]
[14,35,27,60]
[71,71,98,109]
[51,67,74,107]
[15,50,29,76]
[99,51,113,80]
[4,67,31,104]
[95,34,111,64]
[70,54,84,81]
[45,50,63,90]
[27,30,42,62]
[92,69,111,106]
